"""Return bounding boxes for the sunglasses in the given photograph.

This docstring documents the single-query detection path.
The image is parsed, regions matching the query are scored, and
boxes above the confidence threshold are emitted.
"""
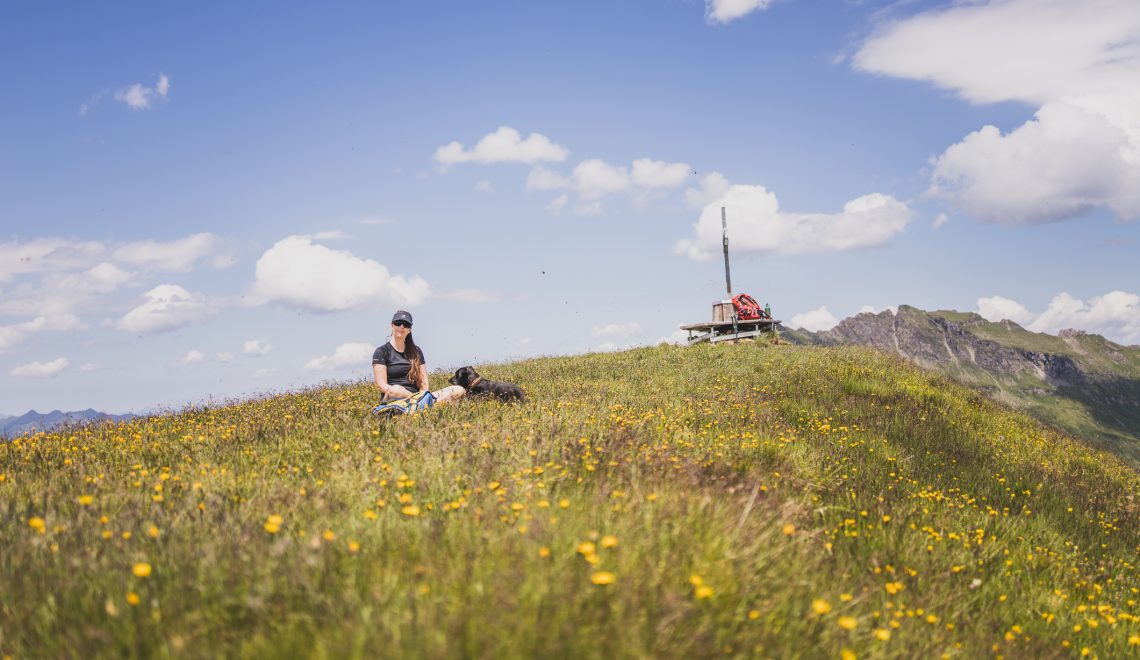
[392,320,412,328]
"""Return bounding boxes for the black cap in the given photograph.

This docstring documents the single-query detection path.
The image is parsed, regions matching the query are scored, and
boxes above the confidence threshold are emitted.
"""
[391,310,413,325]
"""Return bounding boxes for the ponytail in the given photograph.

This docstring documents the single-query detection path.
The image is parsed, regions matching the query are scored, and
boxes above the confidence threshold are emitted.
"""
[405,332,425,389]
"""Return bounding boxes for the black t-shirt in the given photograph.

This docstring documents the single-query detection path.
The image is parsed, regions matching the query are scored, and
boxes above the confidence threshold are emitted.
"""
[372,342,426,390]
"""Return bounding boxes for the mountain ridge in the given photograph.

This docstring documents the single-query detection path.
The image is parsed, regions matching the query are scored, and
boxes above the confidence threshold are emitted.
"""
[783,305,1140,466]
[0,408,137,438]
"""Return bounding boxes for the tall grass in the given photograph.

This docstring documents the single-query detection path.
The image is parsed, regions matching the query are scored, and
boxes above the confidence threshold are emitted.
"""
[1,343,1138,658]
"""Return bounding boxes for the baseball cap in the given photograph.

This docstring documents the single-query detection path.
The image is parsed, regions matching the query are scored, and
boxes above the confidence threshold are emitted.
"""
[391,310,413,325]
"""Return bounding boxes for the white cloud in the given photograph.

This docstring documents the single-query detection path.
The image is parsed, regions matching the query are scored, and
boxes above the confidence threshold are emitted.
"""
[789,306,839,332]
[114,73,170,110]
[684,171,731,209]
[1027,291,1140,342]
[114,233,220,271]
[544,193,569,214]
[251,236,430,313]
[674,181,913,260]
[971,291,1140,343]
[0,262,134,317]
[854,0,1140,224]
[0,314,87,353]
[216,352,235,363]
[434,126,569,169]
[0,238,106,283]
[243,339,274,356]
[79,363,104,373]
[929,98,1140,224]
[437,288,502,303]
[117,285,217,334]
[658,328,691,345]
[181,350,205,365]
[528,157,691,212]
[631,159,691,189]
[475,180,494,192]
[11,357,69,378]
[932,213,950,230]
[305,342,374,371]
[977,296,1034,325]
[706,0,772,24]
[591,322,642,338]
[0,326,21,352]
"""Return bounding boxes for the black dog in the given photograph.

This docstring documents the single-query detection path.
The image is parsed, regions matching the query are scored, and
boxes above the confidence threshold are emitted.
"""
[448,366,526,403]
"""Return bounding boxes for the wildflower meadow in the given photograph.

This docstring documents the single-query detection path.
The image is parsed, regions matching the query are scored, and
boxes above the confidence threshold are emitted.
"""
[1,342,1138,658]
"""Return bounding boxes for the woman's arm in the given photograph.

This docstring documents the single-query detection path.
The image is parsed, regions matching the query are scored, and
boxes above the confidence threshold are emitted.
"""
[419,363,430,393]
[373,363,414,399]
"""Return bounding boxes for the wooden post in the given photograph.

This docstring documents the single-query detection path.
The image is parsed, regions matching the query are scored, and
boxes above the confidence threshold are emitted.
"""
[721,206,732,297]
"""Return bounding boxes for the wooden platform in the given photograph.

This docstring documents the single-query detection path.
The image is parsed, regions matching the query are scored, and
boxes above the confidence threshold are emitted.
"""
[681,318,781,345]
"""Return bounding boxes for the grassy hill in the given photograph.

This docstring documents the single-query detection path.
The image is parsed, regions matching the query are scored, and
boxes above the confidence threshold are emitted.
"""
[2,343,1139,658]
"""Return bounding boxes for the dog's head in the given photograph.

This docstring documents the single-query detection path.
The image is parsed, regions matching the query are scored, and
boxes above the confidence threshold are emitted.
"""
[448,366,480,389]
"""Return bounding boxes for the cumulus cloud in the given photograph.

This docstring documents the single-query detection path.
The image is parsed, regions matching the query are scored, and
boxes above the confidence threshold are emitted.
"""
[0,315,87,353]
[117,285,217,334]
[854,0,1140,224]
[251,236,430,313]
[1027,291,1140,342]
[243,339,274,356]
[528,157,692,212]
[929,98,1140,224]
[0,238,106,283]
[434,126,569,170]
[591,322,642,338]
[977,295,1034,325]
[180,350,205,365]
[706,0,772,24]
[114,233,221,271]
[658,328,691,345]
[11,357,69,378]
[684,172,732,209]
[114,73,171,110]
[674,181,913,260]
[304,342,374,371]
[789,306,839,332]
[975,291,1140,343]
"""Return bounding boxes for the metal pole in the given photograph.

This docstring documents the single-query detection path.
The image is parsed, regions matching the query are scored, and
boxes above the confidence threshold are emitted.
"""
[721,206,732,297]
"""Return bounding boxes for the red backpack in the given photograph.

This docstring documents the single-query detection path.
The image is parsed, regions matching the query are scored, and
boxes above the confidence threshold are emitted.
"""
[732,293,762,320]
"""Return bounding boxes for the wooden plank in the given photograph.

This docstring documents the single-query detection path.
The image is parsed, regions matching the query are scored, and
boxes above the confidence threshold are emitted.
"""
[679,319,780,331]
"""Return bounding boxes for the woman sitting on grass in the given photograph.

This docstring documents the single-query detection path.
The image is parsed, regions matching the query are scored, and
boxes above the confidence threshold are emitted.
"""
[372,310,466,405]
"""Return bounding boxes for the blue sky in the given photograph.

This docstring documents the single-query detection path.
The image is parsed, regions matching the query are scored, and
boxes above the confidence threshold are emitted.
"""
[2,0,1138,414]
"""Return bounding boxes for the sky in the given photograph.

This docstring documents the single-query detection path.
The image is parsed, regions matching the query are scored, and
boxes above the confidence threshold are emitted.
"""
[1,0,1139,415]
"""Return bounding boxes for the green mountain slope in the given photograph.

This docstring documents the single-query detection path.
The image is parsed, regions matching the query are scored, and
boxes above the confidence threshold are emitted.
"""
[2,343,1139,657]
[784,306,1140,467]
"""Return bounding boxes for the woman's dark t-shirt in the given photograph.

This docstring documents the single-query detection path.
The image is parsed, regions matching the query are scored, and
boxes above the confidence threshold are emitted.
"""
[372,342,425,391]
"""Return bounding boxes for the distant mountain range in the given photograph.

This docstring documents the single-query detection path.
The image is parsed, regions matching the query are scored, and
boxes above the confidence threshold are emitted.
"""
[0,409,137,439]
[783,305,1140,468]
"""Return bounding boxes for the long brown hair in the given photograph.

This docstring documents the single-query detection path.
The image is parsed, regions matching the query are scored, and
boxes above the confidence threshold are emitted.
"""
[404,331,425,389]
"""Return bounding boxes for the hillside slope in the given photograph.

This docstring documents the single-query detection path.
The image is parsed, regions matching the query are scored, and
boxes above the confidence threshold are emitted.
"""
[784,306,1140,467]
[1,343,1138,658]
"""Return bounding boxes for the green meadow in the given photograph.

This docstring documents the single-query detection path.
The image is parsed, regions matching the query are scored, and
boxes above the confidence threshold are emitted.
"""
[2,342,1138,658]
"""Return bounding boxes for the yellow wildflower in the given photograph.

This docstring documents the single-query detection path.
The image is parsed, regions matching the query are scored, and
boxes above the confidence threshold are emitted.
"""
[590,571,616,585]
[812,599,832,615]
[132,562,152,578]
[838,616,857,630]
